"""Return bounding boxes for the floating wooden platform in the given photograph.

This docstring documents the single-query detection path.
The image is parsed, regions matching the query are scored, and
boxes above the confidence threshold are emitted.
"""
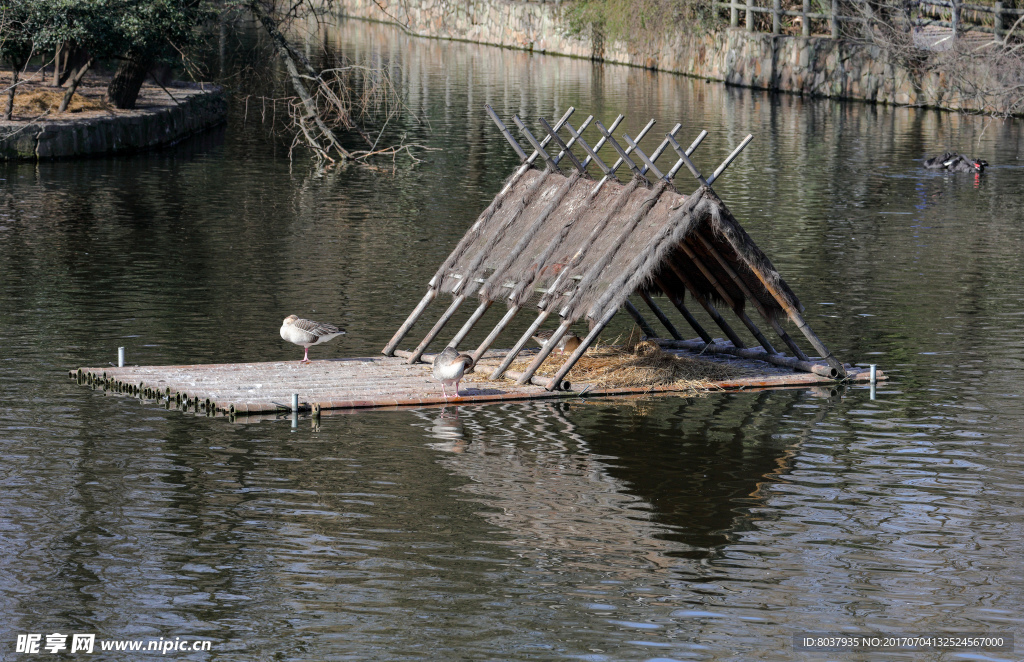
[71,346,883,416]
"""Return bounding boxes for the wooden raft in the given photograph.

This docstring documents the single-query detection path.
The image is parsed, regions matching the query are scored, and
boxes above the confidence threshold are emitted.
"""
[70,347,883,416]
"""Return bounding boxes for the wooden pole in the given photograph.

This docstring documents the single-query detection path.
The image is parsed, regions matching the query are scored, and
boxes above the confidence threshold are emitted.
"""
[677,241,777,354]
[724,242,847,377]
[581,114,624,171]
[773,0,782,34]
[514,116,562,173]
[656,339,841,378]
[544,306,619,391]
[485,104,528,161]
[490,310,551,380]
[623,299,658,338]
[383,287,437,355]
[516,318,574,385]
[539,117,586,174]
[747,0,754,31]
[831,0,839,38]
[693,232,810,361]
[449,299,492,349]
[731,0,739,27]
[471,305,520,364]
[406,294,466,364]
[802,0,810,36]
[666,130,709,180]
[654,276,715,344]
[665,262,747,349]
[638,291,683,340]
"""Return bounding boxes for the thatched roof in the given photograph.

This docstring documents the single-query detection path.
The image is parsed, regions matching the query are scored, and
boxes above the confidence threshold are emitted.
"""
[386,106,847,388]
[433,167,802,327]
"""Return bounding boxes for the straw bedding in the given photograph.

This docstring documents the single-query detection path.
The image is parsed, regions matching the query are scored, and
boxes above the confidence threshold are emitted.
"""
[10,89,109,115]
[502,338,747,391]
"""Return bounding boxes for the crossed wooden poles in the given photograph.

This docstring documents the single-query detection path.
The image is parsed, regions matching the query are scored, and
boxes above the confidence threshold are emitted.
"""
[383,106,846,391]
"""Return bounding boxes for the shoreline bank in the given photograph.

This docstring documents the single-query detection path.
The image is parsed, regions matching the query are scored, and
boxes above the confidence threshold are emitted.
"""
[335,0,1017,116]
[1,79,227,161]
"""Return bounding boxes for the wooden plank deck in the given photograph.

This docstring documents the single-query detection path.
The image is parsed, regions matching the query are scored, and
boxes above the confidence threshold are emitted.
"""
[70,347,883,416]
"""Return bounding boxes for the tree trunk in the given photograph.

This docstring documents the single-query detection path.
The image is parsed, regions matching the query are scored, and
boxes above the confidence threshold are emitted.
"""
[3,68,19,120]
[106,55,152,109]
[53,44,62,87]
[58,56,94,113]
[58,44,85,86]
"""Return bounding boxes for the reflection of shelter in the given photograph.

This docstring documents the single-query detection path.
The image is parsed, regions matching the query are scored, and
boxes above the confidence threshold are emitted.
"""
[415,393,835,562]
[385,106,848,391]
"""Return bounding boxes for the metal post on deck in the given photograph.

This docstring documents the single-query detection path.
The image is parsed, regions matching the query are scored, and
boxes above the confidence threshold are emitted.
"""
[118,347,125,367]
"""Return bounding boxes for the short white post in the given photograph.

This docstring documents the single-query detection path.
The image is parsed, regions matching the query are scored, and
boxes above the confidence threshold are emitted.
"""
[118,347,125,367]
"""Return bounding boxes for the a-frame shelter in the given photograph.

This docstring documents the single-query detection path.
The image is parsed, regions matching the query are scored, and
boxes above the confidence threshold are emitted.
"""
[384,106,847,391]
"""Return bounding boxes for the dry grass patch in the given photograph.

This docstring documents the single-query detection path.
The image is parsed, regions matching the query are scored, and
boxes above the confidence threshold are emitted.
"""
[11,89,110,116]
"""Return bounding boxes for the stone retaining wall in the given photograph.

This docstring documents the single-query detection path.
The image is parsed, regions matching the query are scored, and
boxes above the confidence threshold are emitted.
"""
[0,85,227,160]
[336,0,1010,114]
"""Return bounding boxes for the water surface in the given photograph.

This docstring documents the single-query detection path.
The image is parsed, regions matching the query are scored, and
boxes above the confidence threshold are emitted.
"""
[2,15,1023,661]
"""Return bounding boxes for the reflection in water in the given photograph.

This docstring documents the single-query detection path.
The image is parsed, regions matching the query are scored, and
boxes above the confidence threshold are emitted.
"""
[2,12,1024,662]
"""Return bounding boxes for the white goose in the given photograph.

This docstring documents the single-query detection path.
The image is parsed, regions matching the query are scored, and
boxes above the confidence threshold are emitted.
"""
[280,315,345,363]
[432,346,474,399]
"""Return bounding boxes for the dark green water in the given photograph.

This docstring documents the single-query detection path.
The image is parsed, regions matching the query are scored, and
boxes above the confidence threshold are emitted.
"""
[2,16,1023,661]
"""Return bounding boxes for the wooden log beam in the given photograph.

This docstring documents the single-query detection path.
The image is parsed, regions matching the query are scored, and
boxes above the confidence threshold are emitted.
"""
[664,262,746,348]
[655,339,842,378]
[653,276,714,344]
[383,287,437,355]
[694,232,810,361]
[677,241,777,354]
[490,310,551,381]
[623,299,658,338]
[515,318,574,385]
[638,291,683,340]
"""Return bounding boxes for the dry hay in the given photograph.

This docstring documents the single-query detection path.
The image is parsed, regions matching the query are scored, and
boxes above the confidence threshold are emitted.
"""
[11,89,109,116]
[503,337,747,391]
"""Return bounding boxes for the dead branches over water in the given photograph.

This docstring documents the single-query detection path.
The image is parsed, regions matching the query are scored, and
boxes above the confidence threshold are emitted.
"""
[840,0,1024,117]
[244,0,432,168]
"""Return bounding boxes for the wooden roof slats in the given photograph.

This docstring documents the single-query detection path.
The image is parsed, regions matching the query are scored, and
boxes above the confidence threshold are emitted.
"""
[384,107,849,388]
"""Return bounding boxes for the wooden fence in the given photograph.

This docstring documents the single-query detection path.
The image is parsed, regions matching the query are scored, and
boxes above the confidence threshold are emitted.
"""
[711,0,1024,40]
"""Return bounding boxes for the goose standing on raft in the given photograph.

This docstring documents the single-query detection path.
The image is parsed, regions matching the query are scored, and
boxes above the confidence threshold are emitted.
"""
[531,329,582,355]
[432,346,474,399]
[280,315,345,363]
